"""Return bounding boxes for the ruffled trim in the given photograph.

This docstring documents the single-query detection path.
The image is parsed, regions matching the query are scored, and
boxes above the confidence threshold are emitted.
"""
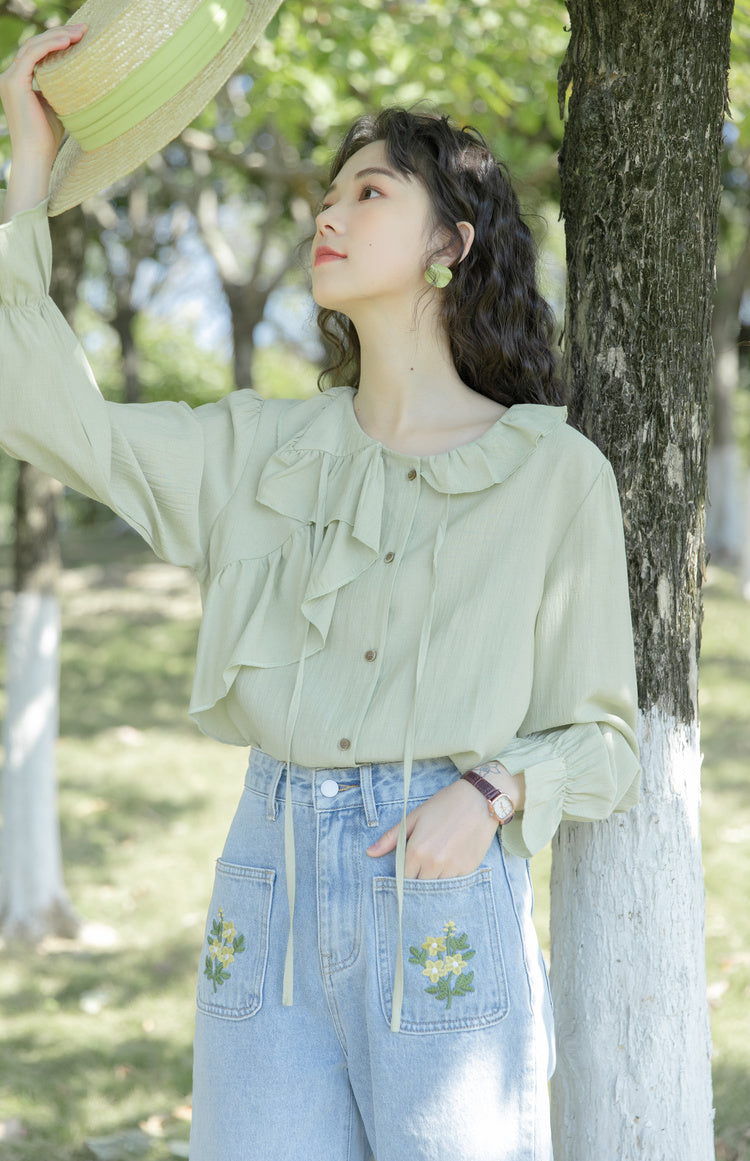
[420,403,568,494]
[261,386,567,497]
[498,724,623,859]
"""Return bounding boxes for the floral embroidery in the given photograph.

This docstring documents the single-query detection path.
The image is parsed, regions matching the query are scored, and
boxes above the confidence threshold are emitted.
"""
[421,935,446,957]
[409,920,476,1009]
[422,959,448,984]
[203,907,246,992]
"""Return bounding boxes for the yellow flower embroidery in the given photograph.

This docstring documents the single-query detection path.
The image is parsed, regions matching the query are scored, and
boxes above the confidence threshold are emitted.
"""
[409,923,476,1009]
[203,907,246,992]
[218,945,234,967]
[422,959,448,984]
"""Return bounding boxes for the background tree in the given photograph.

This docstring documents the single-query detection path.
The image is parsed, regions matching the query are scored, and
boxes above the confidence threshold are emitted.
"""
[552,2,734,1158]
[0,209,86,940]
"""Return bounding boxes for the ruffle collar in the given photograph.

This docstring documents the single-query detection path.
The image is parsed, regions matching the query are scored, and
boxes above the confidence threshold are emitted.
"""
[257,384,567,517]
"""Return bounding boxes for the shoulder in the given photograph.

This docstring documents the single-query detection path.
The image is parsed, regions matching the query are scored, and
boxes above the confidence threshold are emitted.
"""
[191,387,345,451]
[521,406,614,496]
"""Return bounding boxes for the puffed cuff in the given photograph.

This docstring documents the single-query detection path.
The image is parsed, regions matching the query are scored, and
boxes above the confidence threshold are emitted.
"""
[0,193,52,305]
[496,724,639,859]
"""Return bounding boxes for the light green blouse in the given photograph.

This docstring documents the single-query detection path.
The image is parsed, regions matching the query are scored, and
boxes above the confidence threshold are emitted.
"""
[0,198,640,866]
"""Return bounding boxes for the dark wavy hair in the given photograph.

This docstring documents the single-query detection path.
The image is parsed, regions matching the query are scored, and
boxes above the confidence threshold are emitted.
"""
[316,108,564,406]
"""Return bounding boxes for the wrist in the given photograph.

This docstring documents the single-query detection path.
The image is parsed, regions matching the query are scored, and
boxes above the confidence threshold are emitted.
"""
[3,159,52,223]
[469,761,525,812]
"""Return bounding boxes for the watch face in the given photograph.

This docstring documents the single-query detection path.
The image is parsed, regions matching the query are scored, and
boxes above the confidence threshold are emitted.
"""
[491,794,515,824]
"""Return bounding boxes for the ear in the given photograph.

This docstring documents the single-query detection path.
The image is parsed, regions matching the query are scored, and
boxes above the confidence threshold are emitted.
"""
[456,221,475,263]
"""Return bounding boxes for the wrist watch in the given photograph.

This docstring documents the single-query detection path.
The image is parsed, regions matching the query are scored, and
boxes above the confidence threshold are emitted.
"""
[461,770,515,825]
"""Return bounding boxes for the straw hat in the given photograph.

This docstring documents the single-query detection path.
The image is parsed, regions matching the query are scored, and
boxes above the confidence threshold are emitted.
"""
[34,0,284,216]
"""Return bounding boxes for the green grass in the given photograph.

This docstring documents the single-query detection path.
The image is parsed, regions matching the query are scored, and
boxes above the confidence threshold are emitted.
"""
[0,530,748,1159]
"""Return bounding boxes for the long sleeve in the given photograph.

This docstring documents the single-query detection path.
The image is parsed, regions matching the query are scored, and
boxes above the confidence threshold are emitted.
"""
[0,196,263,573]
[497,462,640,859]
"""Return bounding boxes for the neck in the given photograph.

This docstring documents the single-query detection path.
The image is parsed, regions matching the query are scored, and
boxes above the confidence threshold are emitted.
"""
[350,301,479,441]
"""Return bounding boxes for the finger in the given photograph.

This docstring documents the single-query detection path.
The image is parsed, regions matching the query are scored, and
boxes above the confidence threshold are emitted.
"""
[366,810,418,856]
[366,824,399,856]
[11,25,87,74]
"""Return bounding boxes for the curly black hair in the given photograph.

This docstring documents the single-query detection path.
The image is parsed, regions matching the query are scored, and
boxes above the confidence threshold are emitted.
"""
[316,107,563,407]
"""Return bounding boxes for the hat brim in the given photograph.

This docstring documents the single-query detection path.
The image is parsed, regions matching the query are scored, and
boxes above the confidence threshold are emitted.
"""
[44,0,282,216]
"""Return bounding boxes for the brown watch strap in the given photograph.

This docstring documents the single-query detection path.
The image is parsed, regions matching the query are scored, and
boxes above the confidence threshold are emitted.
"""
[461,770,503,801]
[461,770,515,825]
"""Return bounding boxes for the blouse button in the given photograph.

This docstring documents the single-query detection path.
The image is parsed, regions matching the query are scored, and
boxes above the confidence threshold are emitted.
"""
[338,737,351,751]
[364,649,377,662]
[384,551,395,564]
[407,469,417,480]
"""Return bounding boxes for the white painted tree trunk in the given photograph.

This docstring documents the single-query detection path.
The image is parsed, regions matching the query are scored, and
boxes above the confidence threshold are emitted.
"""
[549,707,713,1160]
[0,591,78,940]
[742,471,750,601]
[706,442,744,565]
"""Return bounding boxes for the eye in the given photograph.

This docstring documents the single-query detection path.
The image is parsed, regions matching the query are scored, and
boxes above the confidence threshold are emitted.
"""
[360,184,383,201]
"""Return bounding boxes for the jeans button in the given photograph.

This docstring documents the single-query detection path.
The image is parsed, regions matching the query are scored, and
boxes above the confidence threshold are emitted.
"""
[320,779,339,798]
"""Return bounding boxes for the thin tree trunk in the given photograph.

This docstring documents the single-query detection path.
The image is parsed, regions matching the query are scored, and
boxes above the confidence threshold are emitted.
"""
[111,299,141,404]
[706,232,750,564]
[0,208,85,941]
[1,464,77,940]
[551,2,733,1158]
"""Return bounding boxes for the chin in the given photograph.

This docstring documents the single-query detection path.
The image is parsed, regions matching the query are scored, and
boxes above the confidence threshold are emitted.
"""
[311,288,350,314]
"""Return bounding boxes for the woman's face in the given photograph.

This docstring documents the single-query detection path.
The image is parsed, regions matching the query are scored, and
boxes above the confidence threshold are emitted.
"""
[311,139,438,317]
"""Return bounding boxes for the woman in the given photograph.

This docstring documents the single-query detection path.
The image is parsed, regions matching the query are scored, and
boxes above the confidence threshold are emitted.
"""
[0,27,639,1161]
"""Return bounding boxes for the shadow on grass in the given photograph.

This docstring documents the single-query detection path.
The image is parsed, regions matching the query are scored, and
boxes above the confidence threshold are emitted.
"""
[713,1059,750,1160]
[59,616,199,738]
[59,785,210,870]
[0,1027,193,1156]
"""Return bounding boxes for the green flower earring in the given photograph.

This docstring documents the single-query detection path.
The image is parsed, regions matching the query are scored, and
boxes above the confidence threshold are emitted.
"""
[424,263,453,289]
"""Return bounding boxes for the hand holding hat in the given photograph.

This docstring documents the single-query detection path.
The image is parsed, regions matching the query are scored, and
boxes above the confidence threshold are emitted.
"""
[1,0,283,216]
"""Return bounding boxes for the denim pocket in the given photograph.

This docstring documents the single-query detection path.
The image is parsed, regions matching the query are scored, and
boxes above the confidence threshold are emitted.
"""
[196,859,275,1020]
[373,869,510,1034]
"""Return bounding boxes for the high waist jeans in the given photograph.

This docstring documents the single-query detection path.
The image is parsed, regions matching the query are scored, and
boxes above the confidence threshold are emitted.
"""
[190,748,555,1160]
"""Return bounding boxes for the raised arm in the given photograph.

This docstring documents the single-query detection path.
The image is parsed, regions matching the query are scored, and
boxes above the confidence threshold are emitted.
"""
[0,26,88,222]
[0,28,264,572]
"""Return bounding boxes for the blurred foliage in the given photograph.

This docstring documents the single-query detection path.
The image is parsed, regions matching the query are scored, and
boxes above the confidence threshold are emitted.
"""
[0,0,571,179]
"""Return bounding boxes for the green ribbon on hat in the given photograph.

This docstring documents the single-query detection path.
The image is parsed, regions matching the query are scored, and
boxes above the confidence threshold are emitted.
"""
[60,0,247,152]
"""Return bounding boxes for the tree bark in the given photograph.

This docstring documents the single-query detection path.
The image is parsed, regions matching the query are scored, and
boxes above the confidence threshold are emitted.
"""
[551,2,733,1158]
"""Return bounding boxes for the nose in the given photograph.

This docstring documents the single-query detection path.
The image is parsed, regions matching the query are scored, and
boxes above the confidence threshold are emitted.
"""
[315,204,342,236]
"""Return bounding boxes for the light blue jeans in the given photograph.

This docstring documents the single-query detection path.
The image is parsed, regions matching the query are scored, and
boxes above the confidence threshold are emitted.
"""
[190,748,555,1160]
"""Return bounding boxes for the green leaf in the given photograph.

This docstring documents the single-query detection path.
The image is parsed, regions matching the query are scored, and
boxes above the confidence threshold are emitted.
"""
[463,949,476,961]
[233,935,246,954]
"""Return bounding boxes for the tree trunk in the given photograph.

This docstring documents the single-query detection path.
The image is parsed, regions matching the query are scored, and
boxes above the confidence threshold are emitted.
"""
[0,208,86,942]
[551,3,733,1158]
[706,232,750,564]
[1,464,77,940]
[111,298,142,404]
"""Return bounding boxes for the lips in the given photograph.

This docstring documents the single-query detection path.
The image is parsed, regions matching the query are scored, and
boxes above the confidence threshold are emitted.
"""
[314,246,346,266]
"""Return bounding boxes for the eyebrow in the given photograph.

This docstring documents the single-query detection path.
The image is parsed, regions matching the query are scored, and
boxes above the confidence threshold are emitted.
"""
[324,165,405,199]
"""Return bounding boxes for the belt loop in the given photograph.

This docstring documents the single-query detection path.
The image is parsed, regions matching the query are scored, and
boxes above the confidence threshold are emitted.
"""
[266,760,285,821]
[359,762,378,827]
